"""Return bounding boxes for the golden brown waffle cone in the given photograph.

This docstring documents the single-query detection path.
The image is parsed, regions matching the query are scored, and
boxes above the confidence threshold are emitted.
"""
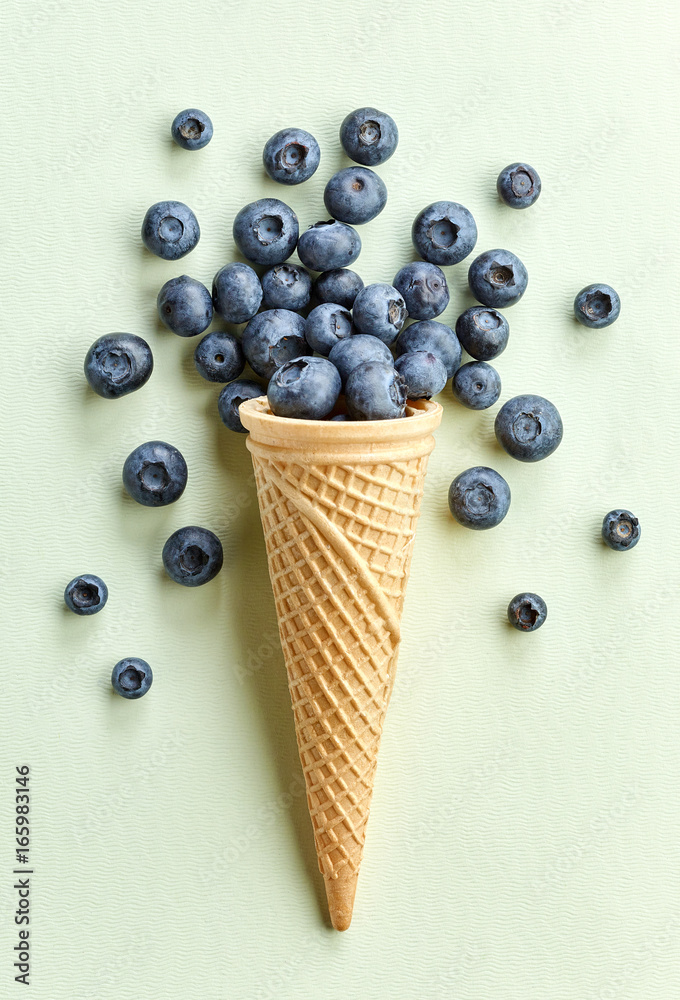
[239,396,442,930]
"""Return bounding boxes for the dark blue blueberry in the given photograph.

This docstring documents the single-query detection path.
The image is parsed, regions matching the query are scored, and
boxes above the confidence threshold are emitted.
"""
[261,264,312,311]
[262,127,320,185]
[297,220,361,272]
[64,574,108,616]
[162,526,224,586]
[217,379,264,433]
[212,263,263,324]
[304,303,353,356]
[194,331,245,383]
[233,199,299,266]
[396,320,462,379]
[345,361,407,420]
[452,361,501,410]
[314,268,364,309]
[157,275,212,337]
[122,441,188,507]
[495,394,563,462]
[507,593,547,631]
[111,657,153,699]
[455,306,509,360]
[141,201,200,260]
[328,334,393,386]
[331,413,352,421]
[268,357,341,419]
[448,467,510,530]
[497,163,541,209]
[323,167,387,225]
[394,352,447,399]
[412,201,477,266]
[339,107,398,166]
[574,283,621,328]
[393,261,449,321]
[241,309,310,379]
[352,283,406,344]
[171,108,213,151]
[602,509,640,551]
[85,334,153,399]
[468,249,528,308]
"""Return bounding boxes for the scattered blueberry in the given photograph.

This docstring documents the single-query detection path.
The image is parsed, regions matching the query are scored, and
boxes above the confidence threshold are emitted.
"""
[268,357,341,419]
[233,199,299,266]
[455,306,510,360]
[64,574,108,616]
[328,334,393,386]
[85,334,153,399]
[412,201,477,266]
[323,166,387,225]
[111,658,153,699]
[468,249,528,308]
[452,361,501,410]
[497,163,541,209]
[194,331,245,383]
[297,220,361,272]
[217,379,264,433]
[393,262,449,321]
[314,268,364,309]
[352,283,406,344]
[448,467,511,530]
[507,593,547,631]
[162,526,224,586]
[261,263,312,311]
[340,107,398,166]
[574,283,621,328]
[601,509,640,551]
[394,352,447,399]
[171,109,213,151]
[122,441,188,507]
[262,128,320,185]
[141,201,200,260]
[157,275,213,337]
[396,320,462,378]
[495,394,563,462]
[305,303,353,356]
[345,361,407,420]
[241,309,310,379]
[212,263,263,324]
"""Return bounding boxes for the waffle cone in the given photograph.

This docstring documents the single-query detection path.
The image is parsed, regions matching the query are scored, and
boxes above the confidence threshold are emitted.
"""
[240,396,442,930]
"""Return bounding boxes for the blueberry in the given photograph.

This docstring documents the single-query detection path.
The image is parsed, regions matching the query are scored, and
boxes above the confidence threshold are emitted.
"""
[495,394,563,462]
[448,467,510,530]
[352,283,406,344]
[268,357,341,419]
[331,414,352,421]
[412,201,478,266]
[85,334,153,399]
[339,107,398,166]
[297,220,361,272]
[452,361,501,410]
[507,593,547,631]
[574,283,621,328]
[304,303,353,356]
[601,509,640,551]
[394,352,447,399]
[111,657,153,699]
[262,127,320,184]
[393,261,449,321]
[212,263,263,324]
[396,320,462,379]
[162,526,224,586]
[261,263,312,311]
[217,379,264,433]
[122,441,188,506]
[64,574,108,616]
[314,268,364,309]
[455,306,509,360]
[233,199,299,266]
[497,163,541,209]
[468,249,528,308]
[328,334,393,386]
[323,166,387,225]
[171,108,213,151]
[141,201,200,260]
[241,309,310,379]
[345,361,407,421]
[194,331,245,383]
[157,275,213,337]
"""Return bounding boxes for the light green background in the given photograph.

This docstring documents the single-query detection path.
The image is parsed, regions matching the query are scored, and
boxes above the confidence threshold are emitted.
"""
[2,1,679,997]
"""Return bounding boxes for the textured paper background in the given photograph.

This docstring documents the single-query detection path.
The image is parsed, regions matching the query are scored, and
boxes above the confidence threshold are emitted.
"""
[2,1,679,997]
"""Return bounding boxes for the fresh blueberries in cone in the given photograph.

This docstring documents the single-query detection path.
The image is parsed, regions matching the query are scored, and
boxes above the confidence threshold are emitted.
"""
[352,283,406,344]
[345,361,407,420]
[455,306,509,361]
[242,309,310,379]
[495,394,563,462]
[602,509,640,551]
[412,201,477,266]
[157,275,213,337]
[393,261,449,321]
[448,467,510,530]
[468,249,528,308]
[233,198,299,266]
[497,163,541,209]
[268,357,341,419]
[328,334,393,386]
[212,263,263,324]
[394,352,447,399]
[339,107,398,166]
[142,201,200,260]
[314,268,364,309]
[297,220,361,272]
[263,127,320,185]
[171,109,213,151]
[574,283,621,328]
[452,361,501,410]
[305,303,354,356]
[162,526,224,586]
[507,593,547,631]
[323,166,387,225]
[85,333,153,399]
[217,379,264,433]
[396,320,462,378]
[194,331,245,383]
[122,441,188,507]
[261,263,312,311]
[64,574,108,616]
[111,658,153,699]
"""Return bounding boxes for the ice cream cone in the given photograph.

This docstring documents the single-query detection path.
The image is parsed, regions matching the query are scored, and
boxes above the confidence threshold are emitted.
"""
[239,396,442,930]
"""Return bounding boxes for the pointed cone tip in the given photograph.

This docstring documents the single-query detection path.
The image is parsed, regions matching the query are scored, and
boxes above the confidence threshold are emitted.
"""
[325,871,358,931]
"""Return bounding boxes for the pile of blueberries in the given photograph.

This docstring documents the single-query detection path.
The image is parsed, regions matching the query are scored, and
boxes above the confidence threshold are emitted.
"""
[69,107,641,697]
